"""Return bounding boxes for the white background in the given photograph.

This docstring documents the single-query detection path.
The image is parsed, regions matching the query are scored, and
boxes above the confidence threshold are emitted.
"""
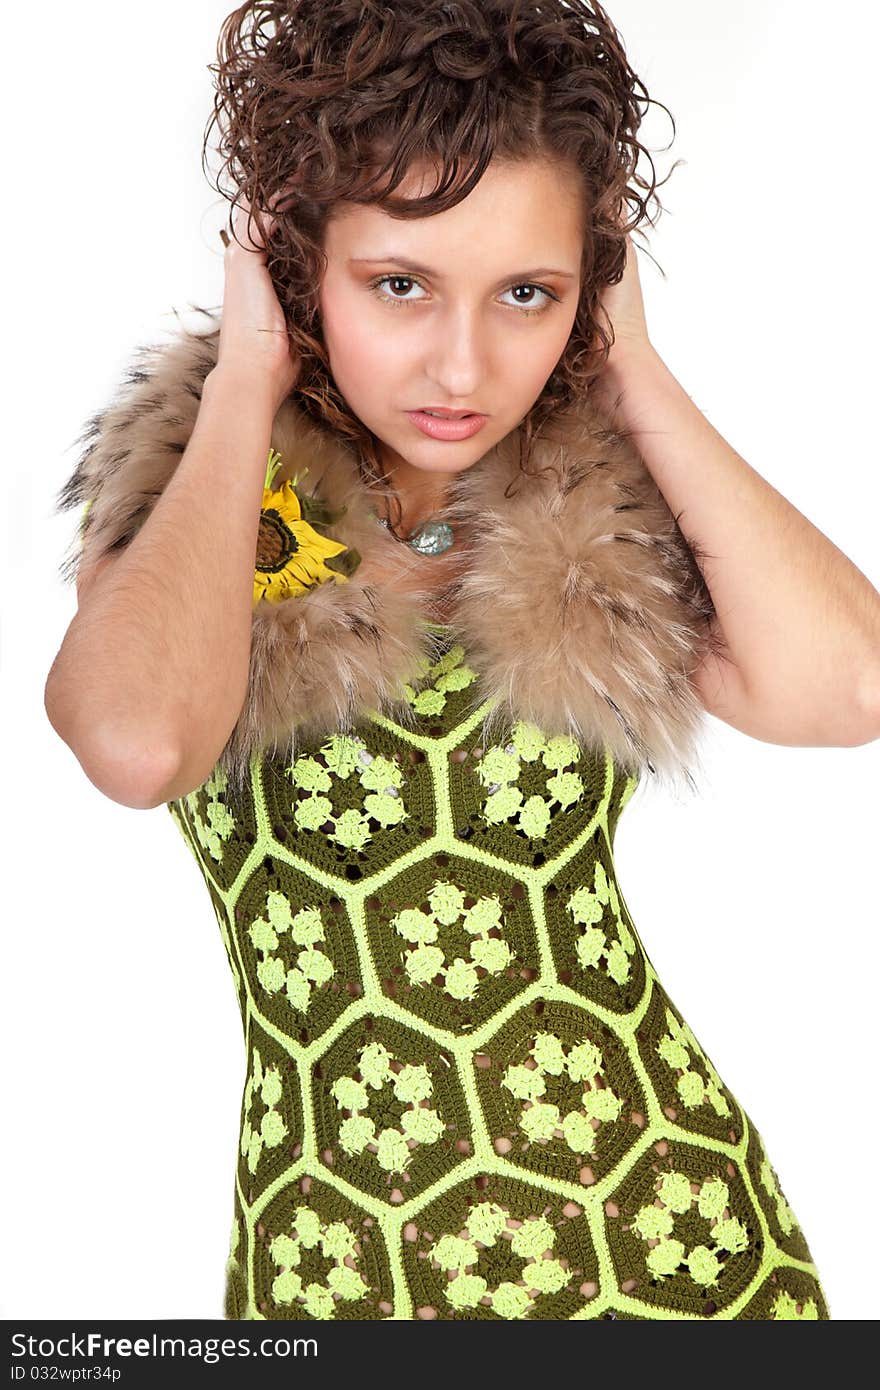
[3,1,878,1320]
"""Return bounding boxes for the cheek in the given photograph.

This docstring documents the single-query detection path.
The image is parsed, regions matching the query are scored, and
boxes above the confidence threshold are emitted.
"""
[321,291,402,395]
[511,321,574,391]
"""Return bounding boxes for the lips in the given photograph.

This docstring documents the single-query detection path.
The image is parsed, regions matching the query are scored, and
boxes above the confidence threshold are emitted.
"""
[406,410,488,441]
[418,409,479,419]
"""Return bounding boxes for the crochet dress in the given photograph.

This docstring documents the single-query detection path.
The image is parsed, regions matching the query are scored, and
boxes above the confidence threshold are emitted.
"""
[165,619,829,1322]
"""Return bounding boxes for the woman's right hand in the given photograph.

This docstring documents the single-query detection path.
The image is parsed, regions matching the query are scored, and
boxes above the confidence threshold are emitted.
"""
[214,192,302,414]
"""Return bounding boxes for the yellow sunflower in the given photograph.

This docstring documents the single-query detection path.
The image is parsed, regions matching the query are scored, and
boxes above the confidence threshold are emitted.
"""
[253,449,357,605]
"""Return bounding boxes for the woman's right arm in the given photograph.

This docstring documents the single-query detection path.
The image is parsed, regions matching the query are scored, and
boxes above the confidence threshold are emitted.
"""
[44,196,301,809]
[44,368,278,809]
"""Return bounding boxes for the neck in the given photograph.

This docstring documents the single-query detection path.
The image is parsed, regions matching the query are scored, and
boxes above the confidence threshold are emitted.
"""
[376,447,458,531]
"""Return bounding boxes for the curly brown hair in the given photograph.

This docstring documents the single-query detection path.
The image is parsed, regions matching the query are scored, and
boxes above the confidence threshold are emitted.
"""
[203,0,678,535]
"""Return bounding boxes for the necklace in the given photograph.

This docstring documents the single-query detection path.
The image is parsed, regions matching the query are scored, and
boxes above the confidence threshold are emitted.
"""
[375,512,455,556]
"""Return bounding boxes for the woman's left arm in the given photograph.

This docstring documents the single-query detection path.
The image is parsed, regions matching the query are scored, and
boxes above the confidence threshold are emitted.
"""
[591,237,880,748]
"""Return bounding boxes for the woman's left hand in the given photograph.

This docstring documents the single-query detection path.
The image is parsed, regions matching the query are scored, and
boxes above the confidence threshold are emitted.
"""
[590,233,654,422]
[596,233,652,360]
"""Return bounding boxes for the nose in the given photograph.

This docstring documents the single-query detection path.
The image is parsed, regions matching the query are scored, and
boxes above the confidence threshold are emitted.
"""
[422,304,487,401]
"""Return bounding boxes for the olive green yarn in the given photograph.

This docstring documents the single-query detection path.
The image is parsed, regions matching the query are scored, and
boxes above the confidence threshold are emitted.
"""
[167,624,829,1321]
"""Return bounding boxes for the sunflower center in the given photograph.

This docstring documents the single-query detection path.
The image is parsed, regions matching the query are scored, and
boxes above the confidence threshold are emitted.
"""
[256,511,299,572]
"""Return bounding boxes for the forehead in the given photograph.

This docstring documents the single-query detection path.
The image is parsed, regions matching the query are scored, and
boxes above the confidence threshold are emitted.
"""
[324,156,586,260]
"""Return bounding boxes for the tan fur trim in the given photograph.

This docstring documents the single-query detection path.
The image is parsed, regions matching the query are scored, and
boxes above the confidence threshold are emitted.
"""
[442,405,721,792]
[56,308,721,796]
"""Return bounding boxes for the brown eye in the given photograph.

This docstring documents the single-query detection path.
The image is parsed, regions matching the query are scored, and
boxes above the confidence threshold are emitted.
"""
[500,284,557,313]
[387,276,414,296]
[369,274,427,307]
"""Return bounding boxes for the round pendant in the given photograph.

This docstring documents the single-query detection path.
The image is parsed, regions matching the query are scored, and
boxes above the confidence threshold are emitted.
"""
[409,521,454,556]
[376,514,454,555]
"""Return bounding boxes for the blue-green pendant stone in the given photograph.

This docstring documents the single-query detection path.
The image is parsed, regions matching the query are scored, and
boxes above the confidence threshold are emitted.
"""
[374,512,455,555]
[409,521,454,555]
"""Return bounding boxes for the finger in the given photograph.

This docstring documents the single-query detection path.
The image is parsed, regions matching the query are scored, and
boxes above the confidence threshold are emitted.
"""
[230,193,276,254]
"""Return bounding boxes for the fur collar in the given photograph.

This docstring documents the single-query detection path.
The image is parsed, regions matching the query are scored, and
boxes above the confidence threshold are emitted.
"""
[56,310,719,797]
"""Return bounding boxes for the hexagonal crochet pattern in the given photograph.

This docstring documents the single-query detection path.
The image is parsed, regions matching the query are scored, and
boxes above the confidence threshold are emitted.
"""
[169,627,829,1321]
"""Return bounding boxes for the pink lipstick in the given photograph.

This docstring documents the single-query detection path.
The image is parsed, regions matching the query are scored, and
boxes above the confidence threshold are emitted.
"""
[406,410,488,441]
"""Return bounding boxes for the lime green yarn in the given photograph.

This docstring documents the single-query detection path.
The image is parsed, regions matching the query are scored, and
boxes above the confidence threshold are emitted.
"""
[429,1202,570,1318]
[269,1207,372,1315]
[404,643,478,716]
[167,627,829,1321]
[182,766,235,863]
[475,721,587,838]
[771,1290,819,1320]
[760,1155,799,1237]
[240,1049,288,1176]
[330,1043,444,1173]
[568,860,636,985]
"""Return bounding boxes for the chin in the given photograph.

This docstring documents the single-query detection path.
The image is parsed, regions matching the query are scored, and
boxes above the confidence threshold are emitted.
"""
[411,447,488,471]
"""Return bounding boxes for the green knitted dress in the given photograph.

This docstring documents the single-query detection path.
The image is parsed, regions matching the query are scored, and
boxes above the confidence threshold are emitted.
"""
[166,620,829,1321]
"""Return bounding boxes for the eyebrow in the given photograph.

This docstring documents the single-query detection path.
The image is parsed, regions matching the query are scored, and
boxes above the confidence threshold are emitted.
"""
[348,254,577,281]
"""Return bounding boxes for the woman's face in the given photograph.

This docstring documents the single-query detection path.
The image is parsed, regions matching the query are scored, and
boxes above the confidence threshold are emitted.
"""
[317,156,585,485]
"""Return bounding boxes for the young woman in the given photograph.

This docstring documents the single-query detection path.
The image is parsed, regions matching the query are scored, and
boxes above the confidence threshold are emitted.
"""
[46,0,880,1321]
